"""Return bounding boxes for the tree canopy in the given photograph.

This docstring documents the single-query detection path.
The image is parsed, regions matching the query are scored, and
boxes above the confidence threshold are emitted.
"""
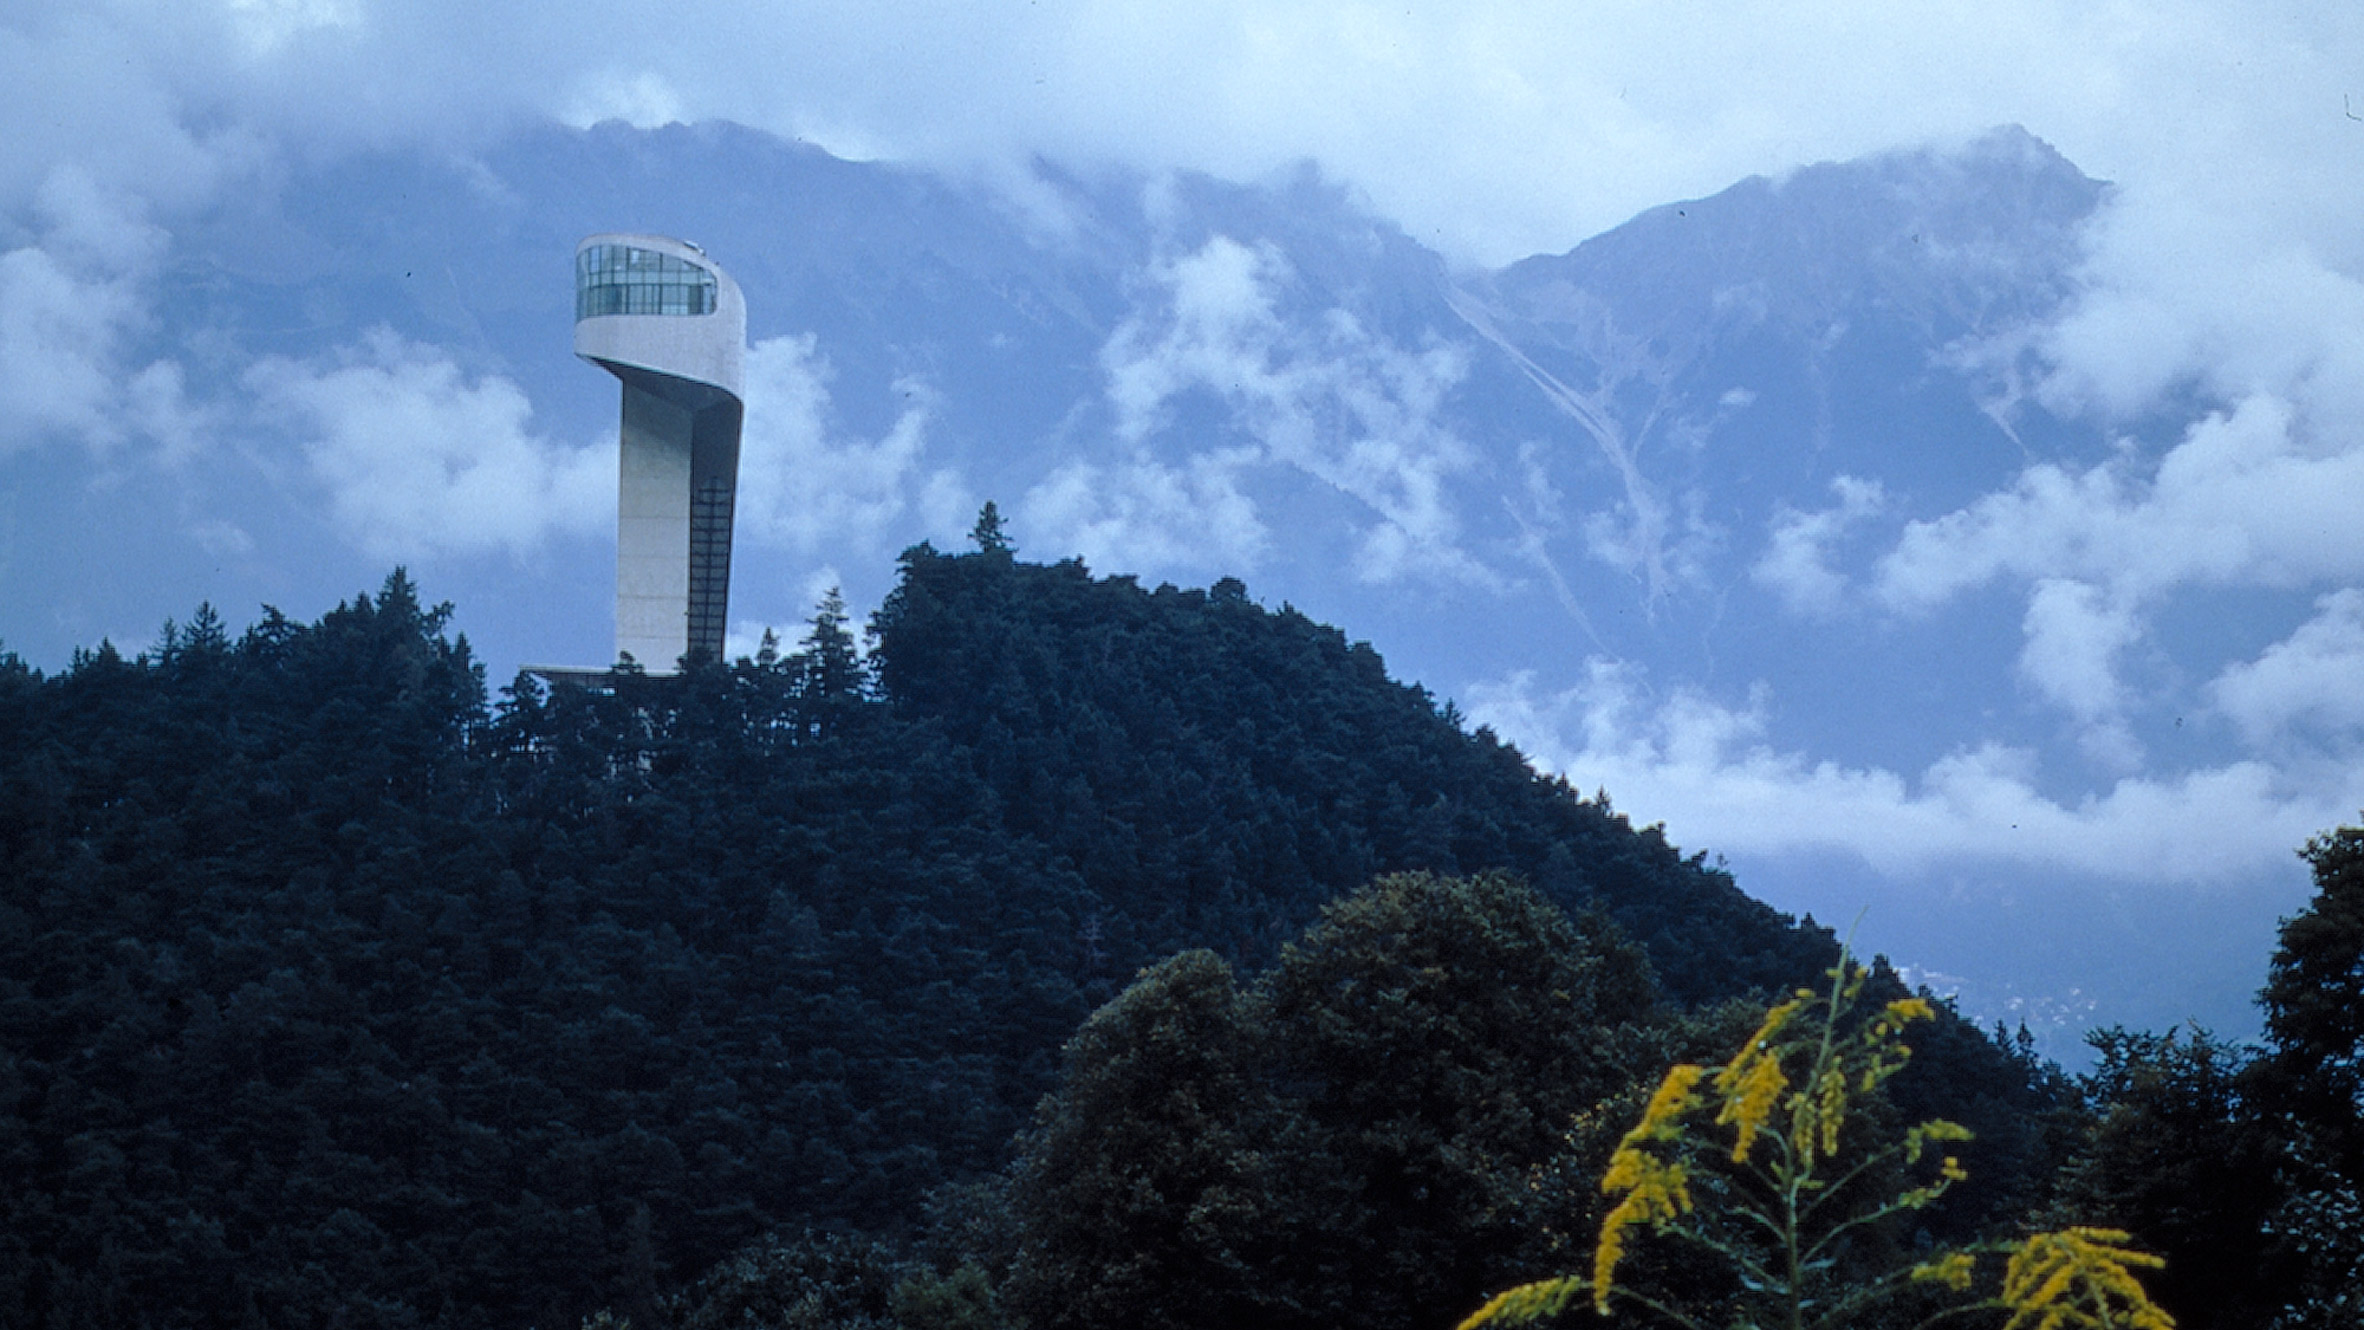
[0,553,2072,1328]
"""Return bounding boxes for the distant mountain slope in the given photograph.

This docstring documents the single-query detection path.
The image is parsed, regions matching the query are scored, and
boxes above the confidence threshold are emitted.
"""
[1456,124,2108,601]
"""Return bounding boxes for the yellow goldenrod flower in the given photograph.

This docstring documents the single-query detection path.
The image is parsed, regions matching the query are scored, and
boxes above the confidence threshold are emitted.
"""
[2000,1228,2174,1330]
[1592,1194,1642,1315]
[1591,1223,1628,1314]
[1595,1148,1693,1310]
[1812,1064,1848,1156]
[1716,1048,1789,1163]
[1881,996,1936,1027]
[1455,1277,1585,1330]
[1910,1251,1977,1291]
[1597,1150,1692,1217]
[1903,1118,1975,1165]
[1460,952,2171,1330]
[1731,997,1805,1068]
[1621,1063,1706,1148]
[1711,999,1802,1163]
[1596,1063,1704,1306]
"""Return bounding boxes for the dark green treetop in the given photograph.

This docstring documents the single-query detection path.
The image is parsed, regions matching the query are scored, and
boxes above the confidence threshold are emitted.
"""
[1006,872,1672,1330]
[2262,823,2364,1176]
[970,501,1014,555]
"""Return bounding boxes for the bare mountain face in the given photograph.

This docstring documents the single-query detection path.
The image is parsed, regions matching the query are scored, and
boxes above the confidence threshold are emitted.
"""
[21,119,2292,1053]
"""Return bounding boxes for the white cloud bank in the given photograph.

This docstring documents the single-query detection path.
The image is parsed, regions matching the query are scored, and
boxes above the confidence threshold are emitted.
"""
[1467,661,2364,889]
[1877,399,2364,612]
[2212,590,2364,750]
[247,330,609,561]
[0,169,206,462]
[1023,449,1268,577]
[248,328,974,569]
[9,0,2349,272]
[1855,392,2364,759]
[9,0,2359,509]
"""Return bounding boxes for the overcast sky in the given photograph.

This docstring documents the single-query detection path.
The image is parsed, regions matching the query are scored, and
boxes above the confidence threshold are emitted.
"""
[9,0,2358,501]
[11,0,2358,547]
[6,1,2356,257]
[7,1,2363,1041]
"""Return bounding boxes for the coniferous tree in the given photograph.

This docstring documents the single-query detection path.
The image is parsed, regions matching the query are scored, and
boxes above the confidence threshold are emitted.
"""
[793,587,870,742]
[2255,820,2364,1329]
[970,501,1014,556]
[2261,823,2364,1179]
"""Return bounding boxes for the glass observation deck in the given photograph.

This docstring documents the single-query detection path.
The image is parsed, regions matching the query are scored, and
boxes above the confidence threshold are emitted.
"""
[575,243,719,321]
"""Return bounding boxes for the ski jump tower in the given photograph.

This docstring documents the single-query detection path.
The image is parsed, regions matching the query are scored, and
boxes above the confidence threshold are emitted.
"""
[573,234,746,673]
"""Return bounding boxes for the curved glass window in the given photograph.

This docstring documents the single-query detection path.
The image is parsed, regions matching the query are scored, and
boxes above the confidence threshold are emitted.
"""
[576,244,718,320]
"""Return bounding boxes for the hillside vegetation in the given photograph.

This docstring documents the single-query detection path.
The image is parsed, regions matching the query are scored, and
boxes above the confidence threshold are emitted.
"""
[0,541,2130,1328]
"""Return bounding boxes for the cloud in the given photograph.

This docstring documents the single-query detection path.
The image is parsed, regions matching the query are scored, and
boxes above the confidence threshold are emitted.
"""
[1466,661,2361,887]
[1869,395,2364,758]
[1100,235,1492,586]
[1021,448,1267,576]
[2032,59,2364,435]
[0,169,206,460]
[189,518,255,559]
[0,12,248,218]
[2017,578,2144,768]
[4,0,2356,275]
[559,71,688,131]
[1752,475,1886,616]
[733,334,964,558]
[1578,489,1722,607]
[2212,589,2364,750]
[1877,397,2364,612]
[0,238,143,451]
[246,328,609,561]
[222,0,363,58]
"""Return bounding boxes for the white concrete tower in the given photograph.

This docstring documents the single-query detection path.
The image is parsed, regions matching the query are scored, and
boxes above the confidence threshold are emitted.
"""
[574,234,746,673]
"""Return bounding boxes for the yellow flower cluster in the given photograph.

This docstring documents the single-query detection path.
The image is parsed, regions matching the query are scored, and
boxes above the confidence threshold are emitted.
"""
[1712,997,1801,1163]
[1889,1118,1977,1209]
[2001,1228,2175,1330]
[1454,1276,1586,1330]
[1877,998,1926,1038]
[1855,995,1934,1091]
[1910,1250,1978,1291]
[1718,1047,1789,1163]
[1903,1117,1975,1165]
[1458,955,2173,1330]
[1631,1062,1708,1142]
[1593,1064,1705,1310]
[1803,1063,1848,1158]
[1593,1153,1693,1311]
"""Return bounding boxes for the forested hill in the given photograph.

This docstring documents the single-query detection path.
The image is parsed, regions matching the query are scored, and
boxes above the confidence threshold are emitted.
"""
[3,547,1960,1329]
[870,541,1834,1000]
